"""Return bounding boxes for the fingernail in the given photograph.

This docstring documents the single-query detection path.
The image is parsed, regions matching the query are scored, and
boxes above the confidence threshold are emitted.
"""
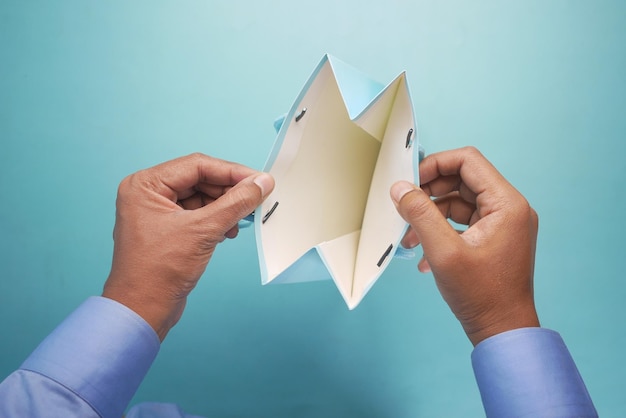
[418,257,431,273]
[391,181,417,204]
[253,173,274,198]
[402,236,419,249]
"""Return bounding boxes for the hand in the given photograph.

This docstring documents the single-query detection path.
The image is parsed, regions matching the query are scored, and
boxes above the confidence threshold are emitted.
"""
[390,147,539,346]
[102,153,274,341]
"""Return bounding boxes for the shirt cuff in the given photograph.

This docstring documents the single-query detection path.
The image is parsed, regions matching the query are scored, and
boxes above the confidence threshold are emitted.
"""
[21,296,160,418]
[471,327,597,417]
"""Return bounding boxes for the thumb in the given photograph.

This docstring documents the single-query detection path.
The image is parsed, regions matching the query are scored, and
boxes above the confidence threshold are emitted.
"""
[200,172,275,234]
[390,181,461,258]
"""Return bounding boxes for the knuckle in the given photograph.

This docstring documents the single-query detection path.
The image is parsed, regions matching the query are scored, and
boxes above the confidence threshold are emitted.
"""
[185,152,214,167]
[529,206,539,231]
[460,146,488,165]
[116,169,157,204]
[116,174,135,200]
[516,198,532,217]
[461,145,482,157]
[189,152,209,162]
[508,197,538,229]
[461,145,478,153]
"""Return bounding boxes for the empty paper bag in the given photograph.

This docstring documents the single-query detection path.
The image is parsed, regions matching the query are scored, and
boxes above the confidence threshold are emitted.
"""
[254,54,420,309]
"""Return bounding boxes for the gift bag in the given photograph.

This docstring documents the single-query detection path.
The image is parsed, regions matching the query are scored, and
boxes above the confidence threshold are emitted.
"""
[254,55,420,309]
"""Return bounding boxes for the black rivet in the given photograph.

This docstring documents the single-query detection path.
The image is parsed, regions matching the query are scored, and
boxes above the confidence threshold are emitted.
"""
[405,128,414,148]
[295,108,307,122]
[262,202,279,224]
[377,244,394,267]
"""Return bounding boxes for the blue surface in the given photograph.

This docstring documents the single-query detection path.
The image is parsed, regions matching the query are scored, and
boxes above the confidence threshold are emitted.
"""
[1,1,624,416]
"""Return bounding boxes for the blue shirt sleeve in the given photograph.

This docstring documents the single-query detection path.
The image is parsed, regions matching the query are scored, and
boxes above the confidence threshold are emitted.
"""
[0,296,160,418]
[126,402,206,418]
[1,301,597,418]
[471,327,597,417]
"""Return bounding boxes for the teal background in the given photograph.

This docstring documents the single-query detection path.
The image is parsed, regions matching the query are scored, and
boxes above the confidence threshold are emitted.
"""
[1,1,624,416]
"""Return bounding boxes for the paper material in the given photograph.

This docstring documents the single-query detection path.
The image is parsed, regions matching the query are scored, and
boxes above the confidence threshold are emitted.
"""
[254,54,419,309]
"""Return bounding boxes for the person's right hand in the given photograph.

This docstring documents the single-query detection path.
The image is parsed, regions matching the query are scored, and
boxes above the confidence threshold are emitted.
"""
[390,147,540,346]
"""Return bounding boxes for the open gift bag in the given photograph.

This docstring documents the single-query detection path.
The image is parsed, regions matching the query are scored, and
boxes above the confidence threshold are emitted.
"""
[253,55,420,309]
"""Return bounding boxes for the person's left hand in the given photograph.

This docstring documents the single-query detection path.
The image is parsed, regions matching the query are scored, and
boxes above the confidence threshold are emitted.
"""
[102,153,274,341]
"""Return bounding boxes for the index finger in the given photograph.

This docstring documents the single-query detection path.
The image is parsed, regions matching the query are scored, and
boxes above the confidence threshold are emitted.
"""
[420,147,511,197]
[140,153,259,201]
[420,147,527,219]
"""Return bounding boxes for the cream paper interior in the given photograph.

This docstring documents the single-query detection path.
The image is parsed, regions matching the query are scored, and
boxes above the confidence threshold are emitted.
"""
[259,60,415,308]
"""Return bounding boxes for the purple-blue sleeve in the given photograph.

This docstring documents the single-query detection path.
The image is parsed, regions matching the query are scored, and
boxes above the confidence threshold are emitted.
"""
[126,402,206,418]
[471,327,597,417]
[0,296,160,418]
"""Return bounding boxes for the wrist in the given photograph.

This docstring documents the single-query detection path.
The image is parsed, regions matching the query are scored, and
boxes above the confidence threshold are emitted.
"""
[102,283,183,342]
[462,303,540,346]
